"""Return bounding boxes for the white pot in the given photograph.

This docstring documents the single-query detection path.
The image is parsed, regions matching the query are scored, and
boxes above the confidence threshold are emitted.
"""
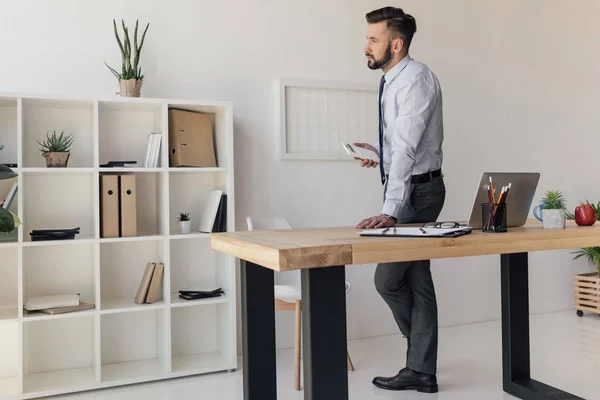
[179,220,191,234]
[542,209,566,229]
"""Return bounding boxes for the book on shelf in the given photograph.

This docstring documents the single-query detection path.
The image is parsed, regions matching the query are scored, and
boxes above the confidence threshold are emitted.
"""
[144,132,162,168]
[38,302,95,315]
[134,262,164,304]
[24,294,95,315]
[198,190,227,233]
[29,227,80,241]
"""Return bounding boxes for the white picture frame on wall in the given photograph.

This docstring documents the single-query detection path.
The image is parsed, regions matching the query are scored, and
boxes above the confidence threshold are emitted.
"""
[277,78,379,161]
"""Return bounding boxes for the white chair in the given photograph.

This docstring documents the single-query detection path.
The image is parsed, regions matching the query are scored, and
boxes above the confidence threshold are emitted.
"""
[246,216,354,391]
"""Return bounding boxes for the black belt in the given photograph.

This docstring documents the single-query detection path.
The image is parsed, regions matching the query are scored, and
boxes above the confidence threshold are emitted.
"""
[385,169,442,184]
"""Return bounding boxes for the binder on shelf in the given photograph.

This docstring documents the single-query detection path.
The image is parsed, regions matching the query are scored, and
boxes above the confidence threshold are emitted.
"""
[134,262,156,304]
[100,174,120,238]
[198,190,223,233]
[212,194,227,233]
[119,174,137,237]
[168,108,217,167]
[145,262,164,304]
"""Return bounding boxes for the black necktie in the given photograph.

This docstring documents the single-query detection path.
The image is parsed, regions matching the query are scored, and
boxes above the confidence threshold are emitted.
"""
[378,75,386,184]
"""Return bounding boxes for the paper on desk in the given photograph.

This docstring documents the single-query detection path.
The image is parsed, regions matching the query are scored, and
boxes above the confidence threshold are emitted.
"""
[359,227,472,237]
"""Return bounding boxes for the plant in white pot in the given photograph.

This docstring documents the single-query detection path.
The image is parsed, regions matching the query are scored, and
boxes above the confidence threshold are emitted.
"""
[533,190,567,229]
[104,19,149,97]
[37,130,74,168]
[179,212,191,234]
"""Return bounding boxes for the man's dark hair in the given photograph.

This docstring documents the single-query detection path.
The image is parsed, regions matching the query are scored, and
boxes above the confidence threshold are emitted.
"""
[366,7,417,50]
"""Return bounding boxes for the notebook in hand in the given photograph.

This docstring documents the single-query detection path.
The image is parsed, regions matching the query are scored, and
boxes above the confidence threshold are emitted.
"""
[360,226,472,238]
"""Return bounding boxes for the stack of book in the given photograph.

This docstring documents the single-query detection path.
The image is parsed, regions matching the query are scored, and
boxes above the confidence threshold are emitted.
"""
[134,262,164,304]
[24,294,94,315]
[30,227,80,241]
[144,132,163,168]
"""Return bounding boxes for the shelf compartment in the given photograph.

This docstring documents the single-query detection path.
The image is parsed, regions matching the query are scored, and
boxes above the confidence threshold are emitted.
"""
[22,242,96,319]
[22,98,95,168]
[100,308,169,382]
[23,316,97,394]
[22,172,95,242]
[98,172,167,238]
[98,101,164,168]
[100,240,166,312]
[170,303,235,374]
[0,247,18,321]
[166,103,232,170]
[0,97,18,167]
[168,172,228,235]
[0,322,19,398]
[169,239,233,309]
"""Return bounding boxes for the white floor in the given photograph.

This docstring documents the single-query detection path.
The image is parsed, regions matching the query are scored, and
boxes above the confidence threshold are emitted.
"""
[46,310,599,400]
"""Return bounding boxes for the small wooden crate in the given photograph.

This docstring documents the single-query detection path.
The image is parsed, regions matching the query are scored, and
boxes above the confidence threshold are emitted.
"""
[574,272,600,316]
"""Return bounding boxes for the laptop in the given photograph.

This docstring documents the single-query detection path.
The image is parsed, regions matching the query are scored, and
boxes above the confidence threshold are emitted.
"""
[464,172,540,229]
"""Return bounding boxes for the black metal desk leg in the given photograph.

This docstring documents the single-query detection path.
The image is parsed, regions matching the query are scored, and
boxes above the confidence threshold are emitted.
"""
[301,266,349,400]
[501,253,584,400]
[241,260,277,400]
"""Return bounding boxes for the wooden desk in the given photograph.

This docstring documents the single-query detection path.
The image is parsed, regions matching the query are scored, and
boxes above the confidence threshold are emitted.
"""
[211,220,597,400]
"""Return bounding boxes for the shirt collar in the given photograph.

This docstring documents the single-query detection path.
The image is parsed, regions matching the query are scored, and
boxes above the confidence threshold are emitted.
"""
[383,55,412,83]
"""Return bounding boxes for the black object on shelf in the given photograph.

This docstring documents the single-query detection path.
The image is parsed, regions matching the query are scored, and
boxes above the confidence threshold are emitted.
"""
[30,227,80,241]
[99,161,138,167]
[1,163,17,168]
[178,288,224,301]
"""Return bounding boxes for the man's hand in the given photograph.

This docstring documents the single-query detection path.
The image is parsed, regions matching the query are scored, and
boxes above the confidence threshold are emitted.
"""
[356,214,396,229]
[353,142,379,168]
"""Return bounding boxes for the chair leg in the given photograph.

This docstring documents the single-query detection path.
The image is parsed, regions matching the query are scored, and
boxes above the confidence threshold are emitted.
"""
[347,351,355,371]
[294,300,302,390]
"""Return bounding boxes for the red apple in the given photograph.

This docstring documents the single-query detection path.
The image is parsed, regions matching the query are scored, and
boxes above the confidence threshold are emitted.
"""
[575,203,596,226]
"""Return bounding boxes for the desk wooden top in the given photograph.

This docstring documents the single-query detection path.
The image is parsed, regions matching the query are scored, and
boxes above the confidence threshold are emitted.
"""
[210,220,600,271]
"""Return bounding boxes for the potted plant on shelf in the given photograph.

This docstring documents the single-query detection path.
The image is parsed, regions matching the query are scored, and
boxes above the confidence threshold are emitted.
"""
[37,130,74,168]
[533,190,566,229]
[179,212,191,234]
[104,19,150,97]
[0,164,21,235]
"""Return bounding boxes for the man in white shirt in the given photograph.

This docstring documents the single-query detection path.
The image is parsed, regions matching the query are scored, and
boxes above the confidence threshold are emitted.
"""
[355,6,446,394]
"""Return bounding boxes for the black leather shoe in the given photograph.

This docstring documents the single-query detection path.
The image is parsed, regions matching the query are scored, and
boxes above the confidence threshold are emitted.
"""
[372,367,438,393]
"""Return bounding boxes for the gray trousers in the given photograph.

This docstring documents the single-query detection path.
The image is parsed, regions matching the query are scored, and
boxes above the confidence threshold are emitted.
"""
[374,175,446,375]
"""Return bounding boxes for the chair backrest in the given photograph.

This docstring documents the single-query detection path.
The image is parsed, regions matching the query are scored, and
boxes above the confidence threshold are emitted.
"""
[246,216,301,288]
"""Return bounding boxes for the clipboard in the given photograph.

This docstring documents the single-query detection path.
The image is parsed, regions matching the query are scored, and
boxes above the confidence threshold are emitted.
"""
[360,226,472,238]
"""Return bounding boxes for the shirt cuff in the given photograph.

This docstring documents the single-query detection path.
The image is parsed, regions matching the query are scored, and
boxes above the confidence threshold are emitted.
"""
[381,200,402,220]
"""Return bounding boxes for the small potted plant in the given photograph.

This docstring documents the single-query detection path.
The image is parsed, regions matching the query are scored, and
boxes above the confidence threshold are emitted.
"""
[37,130,74,167]
[104,19,150,97]
[178,212,191,234]
[572,246,600,317]
[533,190,566,229]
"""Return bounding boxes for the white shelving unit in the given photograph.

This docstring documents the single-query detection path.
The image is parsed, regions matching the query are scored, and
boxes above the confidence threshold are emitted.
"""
[0,92,236,399]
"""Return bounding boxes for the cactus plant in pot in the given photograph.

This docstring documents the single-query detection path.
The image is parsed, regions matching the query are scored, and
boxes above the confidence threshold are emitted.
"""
[104,19,150,97]
[37,130,74,167]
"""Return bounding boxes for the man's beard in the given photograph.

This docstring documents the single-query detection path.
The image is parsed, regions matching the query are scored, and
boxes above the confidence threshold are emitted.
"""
[367,42,392,70]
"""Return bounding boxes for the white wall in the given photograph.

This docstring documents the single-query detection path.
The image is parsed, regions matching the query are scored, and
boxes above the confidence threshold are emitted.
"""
[1,0,598,350]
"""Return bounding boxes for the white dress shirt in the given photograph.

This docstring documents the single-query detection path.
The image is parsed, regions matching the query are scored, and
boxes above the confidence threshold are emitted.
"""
[376,55,444,219]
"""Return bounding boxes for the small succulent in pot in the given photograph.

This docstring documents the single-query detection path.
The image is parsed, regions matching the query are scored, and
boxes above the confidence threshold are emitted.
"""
[178,212,191,234]
[37,130,74,168]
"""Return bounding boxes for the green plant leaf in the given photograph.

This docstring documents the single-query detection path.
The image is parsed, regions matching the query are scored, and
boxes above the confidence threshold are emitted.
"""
[0,164,17,180]
[0,208,15,233]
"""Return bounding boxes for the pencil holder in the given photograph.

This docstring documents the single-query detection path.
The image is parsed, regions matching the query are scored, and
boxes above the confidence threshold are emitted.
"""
[481,203,507,232]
